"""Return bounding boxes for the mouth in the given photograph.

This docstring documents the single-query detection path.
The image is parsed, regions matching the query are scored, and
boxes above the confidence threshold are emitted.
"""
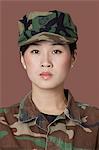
[40,72,53,79]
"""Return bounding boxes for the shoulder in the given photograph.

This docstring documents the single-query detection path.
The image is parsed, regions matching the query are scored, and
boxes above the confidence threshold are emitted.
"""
[0,102,20,126]
[0,102,20,114]
[76,101,99,126]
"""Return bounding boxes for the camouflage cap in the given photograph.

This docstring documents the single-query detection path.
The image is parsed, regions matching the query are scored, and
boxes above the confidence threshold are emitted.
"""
[18,10,78,47]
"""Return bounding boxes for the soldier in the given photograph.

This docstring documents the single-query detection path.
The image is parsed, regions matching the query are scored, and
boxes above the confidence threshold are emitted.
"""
[0,10,99,150]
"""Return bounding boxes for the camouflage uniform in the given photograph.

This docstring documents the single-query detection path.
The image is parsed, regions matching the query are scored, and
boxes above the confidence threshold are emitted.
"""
[0,89,99,150]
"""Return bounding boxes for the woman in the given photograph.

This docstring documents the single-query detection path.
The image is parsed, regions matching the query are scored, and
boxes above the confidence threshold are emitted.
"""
[0,10,99,150]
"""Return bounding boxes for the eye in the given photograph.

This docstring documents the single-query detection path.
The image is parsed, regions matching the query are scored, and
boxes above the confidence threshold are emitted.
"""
[53,50,62,54]
[30,50,40,54]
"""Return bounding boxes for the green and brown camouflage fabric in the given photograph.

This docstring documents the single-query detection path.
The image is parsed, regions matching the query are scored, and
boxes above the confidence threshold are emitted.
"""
[18,10,78,47]
[0,89,99,150]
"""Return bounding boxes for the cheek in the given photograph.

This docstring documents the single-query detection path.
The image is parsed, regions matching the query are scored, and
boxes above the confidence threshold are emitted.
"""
[59,56,72,81]
[24,54,36,70]
[57,55,71,70]
[24,58,37,81]
[26,61,36,72]
[23,56,36,76]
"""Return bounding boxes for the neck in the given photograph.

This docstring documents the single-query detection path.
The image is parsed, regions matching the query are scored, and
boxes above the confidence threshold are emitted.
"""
[32,84,67,115]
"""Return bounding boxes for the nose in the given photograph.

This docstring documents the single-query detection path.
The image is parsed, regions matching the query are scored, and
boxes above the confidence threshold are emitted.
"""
[40,53,53,68]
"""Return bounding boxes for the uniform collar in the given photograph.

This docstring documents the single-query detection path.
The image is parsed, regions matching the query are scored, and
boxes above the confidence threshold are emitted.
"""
[18,89,82,125]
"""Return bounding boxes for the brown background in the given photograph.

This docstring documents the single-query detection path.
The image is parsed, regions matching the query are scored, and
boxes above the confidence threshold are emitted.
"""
[0,0,99,107]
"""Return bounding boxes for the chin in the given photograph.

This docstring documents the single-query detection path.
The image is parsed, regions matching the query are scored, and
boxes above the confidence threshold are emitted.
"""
[32,80,64,90]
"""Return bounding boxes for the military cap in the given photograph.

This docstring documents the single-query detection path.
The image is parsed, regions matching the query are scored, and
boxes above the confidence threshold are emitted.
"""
[18,10,78,47]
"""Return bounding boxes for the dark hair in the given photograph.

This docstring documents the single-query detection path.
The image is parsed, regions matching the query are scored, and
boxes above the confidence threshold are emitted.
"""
[20,42,77,56]
[69,42,77,55]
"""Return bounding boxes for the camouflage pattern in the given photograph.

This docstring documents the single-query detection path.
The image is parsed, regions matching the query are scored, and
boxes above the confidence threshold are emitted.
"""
[0,89,99,150]
[18,10,78,47]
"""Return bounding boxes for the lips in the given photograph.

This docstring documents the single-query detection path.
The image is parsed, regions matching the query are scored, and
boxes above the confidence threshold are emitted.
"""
[40,72,53,80]
[40,72,52,76]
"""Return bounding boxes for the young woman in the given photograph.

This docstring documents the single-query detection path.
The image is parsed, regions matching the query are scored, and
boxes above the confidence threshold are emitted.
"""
[0,10,99,150]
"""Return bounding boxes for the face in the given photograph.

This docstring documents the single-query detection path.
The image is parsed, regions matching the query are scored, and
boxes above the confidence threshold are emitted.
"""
[21,41,76,90]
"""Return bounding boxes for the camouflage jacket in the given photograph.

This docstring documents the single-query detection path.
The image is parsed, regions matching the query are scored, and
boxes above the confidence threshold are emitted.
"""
[0,89,99,150]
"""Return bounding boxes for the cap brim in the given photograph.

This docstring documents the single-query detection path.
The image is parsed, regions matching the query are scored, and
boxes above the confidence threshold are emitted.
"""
[19,32,75,46]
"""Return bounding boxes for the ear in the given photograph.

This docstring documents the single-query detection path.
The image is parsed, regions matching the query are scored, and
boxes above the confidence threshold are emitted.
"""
[20,54,27,70]
[71,50,77,67]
